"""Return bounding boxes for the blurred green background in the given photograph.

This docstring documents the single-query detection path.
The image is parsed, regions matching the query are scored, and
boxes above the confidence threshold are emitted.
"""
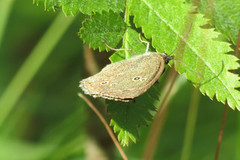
[0,1,239,160]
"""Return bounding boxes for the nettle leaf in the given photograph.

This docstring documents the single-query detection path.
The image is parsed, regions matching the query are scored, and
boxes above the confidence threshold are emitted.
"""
[109,28,148,62]
[107,28,163,146]
[79,11,126,51]
[33,0,125,16]
[199,0,240,45]
[129,0,240,110]
[107,82,161,146]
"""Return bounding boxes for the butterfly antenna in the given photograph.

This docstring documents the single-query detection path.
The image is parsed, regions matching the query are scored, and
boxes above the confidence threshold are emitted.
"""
[103,40,135,55]
[139,33,149,53]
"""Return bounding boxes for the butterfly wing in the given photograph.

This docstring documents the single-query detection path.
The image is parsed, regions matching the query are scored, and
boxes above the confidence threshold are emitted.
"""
[80,53,166,101]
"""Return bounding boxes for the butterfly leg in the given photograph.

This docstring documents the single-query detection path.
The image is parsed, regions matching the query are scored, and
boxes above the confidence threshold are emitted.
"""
[138,33,150,54]
[103,40,135,55]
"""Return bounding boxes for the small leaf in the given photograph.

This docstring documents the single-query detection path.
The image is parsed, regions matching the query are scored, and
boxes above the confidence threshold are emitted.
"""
[107,83,161,146]
[107,29,162,146]
[107,28,171,146]
[79,11,126,51]
[109,28,148,62]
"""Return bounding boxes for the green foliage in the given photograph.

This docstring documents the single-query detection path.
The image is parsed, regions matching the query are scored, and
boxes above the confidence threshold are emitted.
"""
[109,28,148,61]
[33,0,125,15]
[79,11,126,51]
[199,0,240,45]
[129,0,240,110]
[107,82,161,146]
[33,0,240,146]
[107,28,162,146]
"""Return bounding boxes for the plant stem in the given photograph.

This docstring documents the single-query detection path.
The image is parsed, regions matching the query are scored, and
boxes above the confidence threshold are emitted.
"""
[0,0,15,48]
[235,26,240,160]
[0,13,75,128]
[78,93,128,160]
[216,26,240,160]
[214,105,228,160]
[124,0,130,26]
[142,68,178,160]
[180,88,200,160]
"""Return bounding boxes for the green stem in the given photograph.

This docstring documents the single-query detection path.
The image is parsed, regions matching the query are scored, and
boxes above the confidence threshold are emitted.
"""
[180,88,200,160]
[0,13,75,128]
[0,0,15,48]
[124,0,131,26]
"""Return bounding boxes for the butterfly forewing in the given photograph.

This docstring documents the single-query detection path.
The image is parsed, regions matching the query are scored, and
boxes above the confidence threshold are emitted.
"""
[80,53,166,101]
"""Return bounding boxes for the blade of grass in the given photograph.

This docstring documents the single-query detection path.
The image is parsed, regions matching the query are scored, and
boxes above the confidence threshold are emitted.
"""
[0,13,75,128]
[0,0,15,48]
[180,88,200,160]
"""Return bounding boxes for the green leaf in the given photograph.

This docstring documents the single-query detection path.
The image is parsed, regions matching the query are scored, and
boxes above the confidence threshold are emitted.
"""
[33,0,125,16]
[79,11,126,51]
[129,0,240,110]
[109,28,148,62]
[106,28,163,146]
[199,0,240,45]
[107,83,161,146]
